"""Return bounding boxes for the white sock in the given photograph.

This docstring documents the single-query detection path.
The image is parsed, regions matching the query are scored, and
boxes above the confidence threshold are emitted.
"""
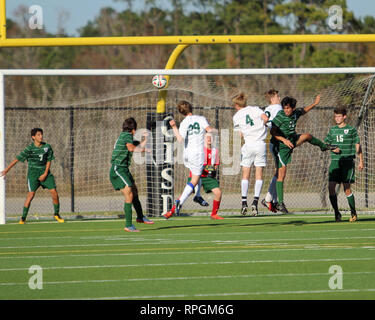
[254,180,263,198]
[266,176,277,202]
[179,183,195,205]
[195,179,202,198]
[241,180,249,199]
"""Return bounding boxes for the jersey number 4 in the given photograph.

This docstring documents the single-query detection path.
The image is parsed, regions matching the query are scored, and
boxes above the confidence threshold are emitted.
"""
[246,115,254,126]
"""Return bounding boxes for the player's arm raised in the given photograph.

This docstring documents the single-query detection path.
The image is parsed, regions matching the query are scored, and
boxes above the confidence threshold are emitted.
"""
[303,94,321,113]
[169,119,184,143]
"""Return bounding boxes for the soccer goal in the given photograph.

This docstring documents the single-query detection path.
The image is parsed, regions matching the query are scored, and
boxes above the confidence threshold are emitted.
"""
[1,68,375,223]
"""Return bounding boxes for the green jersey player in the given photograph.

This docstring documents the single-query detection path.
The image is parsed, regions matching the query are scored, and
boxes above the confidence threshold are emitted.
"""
[1,128,63,224]
[270,95,340,214]
[110,117,153,232]
[324,107,364,222]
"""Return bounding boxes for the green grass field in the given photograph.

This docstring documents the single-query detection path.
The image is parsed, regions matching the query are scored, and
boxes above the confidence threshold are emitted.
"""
[1,213,375,300]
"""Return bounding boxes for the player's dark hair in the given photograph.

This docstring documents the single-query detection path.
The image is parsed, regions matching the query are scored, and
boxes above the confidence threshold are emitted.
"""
[281,96,297,109]
[31,128,43,137]
[122,117,137,132]
[265,89,279,102]
[177,101,193,116]
[334,107,347,116]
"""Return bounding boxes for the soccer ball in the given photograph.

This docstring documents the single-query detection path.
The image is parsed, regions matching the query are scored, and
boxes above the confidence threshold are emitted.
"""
[152,75,167,89]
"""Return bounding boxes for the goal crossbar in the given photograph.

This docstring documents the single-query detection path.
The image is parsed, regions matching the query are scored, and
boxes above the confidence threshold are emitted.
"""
[1,67,375,76]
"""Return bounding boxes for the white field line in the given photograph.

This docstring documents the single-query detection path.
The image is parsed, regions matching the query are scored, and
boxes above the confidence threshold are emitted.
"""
[0,235,374,250]
[4,214,374,225]
[1,271,375,287]
[1,227,375,242]
[0,257,374,272]
[82,288,375,300]
[0,246,365,260]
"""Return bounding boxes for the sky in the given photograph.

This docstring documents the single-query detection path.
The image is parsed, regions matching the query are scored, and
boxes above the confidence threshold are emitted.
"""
[5,0,375,36]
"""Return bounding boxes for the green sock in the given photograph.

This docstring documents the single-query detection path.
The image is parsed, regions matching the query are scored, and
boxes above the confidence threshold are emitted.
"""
[309,136,327,151]
[276,181,284,203]
[22,207,29,220]
[347,194,356,215]
[124,202,133,227]
[132,196,143,220]
[53,203,60,216]
[329,194,339,214]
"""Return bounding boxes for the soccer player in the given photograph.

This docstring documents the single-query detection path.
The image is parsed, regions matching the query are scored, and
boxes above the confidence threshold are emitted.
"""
[232,92,269,216]
[270,95,340,214]
[261,89,283,213]
[187,132,223,219]
[110,117,153,232]
[163,100,217,219]
[0,128,63,224]
[324,107,364,222]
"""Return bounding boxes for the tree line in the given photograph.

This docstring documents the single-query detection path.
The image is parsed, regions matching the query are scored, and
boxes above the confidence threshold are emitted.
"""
[1,0,375,70]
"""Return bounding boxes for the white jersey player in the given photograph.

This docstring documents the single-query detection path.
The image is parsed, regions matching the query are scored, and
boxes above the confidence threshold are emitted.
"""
[232,93,268,216]
[261,89,282,213]
[163,100,218,219]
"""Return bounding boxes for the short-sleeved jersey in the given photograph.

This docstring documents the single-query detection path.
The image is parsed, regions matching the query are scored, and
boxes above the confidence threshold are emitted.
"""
[111,131,134,167]
[16,142,55,169]
[233,106,267,144]
[324,125,360,161]
[271,108,306,140]
[178,115,210,153]
[264,104,282,129]
[189,146,220,178]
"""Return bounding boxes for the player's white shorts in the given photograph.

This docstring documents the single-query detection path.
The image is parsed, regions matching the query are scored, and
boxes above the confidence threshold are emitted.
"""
[240,142,267,167]
[184,151,204,176]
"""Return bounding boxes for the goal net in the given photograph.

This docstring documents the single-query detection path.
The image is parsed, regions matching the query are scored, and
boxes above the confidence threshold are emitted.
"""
[1,69,375,222]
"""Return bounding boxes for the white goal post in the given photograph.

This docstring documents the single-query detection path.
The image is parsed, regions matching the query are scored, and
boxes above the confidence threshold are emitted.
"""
[1,67,375,224]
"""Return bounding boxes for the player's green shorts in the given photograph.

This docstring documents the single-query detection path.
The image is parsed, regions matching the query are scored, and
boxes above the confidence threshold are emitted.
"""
[328,160,355,183]
[27,168,56,192]
[273,134,300,168]
[188,176,219,193]
[110,164,134,190]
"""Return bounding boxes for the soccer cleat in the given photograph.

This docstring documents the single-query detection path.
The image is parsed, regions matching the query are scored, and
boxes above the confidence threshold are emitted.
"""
[162,211,173,219]
[124,225,140,232]
[241,202,248,216]
[54,215,64,223]
[250,204,258,216]
[211,214,224,220]
[349,214,357,222]
[175,199,181,215]
[275,202,289,214]
[193,196,209,207]
[335,212,342,222]
[19,218,25,225]
[261,199,277,213]
[136,217,154,224]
